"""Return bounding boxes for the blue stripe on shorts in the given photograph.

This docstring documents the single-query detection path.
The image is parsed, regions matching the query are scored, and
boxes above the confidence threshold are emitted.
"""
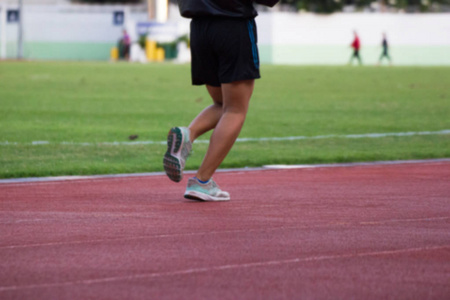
[247,20,259,70]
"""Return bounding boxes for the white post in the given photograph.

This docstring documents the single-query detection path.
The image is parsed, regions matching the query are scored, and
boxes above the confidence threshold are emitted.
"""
[17,0,23,59]
[147,0,155,20]
[0,5,6,59]
[156,0,168,23]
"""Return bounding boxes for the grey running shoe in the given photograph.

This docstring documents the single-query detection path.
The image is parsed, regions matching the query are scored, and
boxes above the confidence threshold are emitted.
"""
[163,127,192,182]
[184,178,230,201]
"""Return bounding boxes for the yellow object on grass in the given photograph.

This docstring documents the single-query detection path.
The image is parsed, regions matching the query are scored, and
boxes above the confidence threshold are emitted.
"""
[110,47,119,61]
[155,48,165,62]
[146,40,166,62]
[146,40,157,61]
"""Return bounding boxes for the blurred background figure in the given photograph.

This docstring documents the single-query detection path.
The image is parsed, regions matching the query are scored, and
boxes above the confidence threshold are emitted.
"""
[349,30,362,66]
[378,32,392,66]
[118,29,131,61]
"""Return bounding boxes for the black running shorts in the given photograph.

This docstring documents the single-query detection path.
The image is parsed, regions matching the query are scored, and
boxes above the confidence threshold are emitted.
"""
[190,17,261,87]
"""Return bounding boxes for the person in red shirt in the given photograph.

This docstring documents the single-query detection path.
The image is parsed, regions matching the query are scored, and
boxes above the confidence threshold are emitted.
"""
[349,31,362,65]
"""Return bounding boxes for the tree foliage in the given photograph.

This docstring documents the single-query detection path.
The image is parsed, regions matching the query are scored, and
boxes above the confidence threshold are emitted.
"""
[75,0,142,3]
[73,0,450,12]
[279,0,450,13]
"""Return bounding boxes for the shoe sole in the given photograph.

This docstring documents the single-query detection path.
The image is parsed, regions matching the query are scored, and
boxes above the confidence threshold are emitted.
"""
[163,127,183,182]
[184,191,230,202]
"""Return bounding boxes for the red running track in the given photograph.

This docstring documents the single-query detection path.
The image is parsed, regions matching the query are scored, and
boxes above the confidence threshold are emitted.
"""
[1,161,449,300]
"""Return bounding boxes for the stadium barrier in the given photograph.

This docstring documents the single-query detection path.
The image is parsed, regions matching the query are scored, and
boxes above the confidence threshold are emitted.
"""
[1,4,449,65]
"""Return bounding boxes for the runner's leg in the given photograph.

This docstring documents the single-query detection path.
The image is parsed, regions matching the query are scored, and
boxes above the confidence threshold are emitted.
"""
[188,85,223,142]
[195,79,254,181]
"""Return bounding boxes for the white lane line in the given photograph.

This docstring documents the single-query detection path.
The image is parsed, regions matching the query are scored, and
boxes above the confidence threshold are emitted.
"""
[1,158,449,185]
[1,216,448,250]
[0,245,448,292]
[1,129,450,146]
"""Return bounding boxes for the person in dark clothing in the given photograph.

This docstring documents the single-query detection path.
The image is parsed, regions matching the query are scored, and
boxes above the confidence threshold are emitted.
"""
[163,0,279,201]
[378,32,392,65]
[118,29,131,61]
[349,30,362,66]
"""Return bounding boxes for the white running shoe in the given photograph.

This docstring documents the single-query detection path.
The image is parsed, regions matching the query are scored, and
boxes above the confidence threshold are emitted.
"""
[163,127,192,182]
[184,178,230,202]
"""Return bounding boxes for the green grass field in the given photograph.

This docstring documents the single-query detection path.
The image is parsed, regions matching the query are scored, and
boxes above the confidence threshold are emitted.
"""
[1,61,449,179]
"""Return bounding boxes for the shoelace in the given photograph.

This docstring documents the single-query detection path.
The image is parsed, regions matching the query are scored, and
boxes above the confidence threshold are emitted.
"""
[211,180,218,189]
[181,140,192,159]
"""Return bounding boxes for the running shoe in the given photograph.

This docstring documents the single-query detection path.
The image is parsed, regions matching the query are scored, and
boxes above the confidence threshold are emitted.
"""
[184,177,230,201]
[163,127,192,182]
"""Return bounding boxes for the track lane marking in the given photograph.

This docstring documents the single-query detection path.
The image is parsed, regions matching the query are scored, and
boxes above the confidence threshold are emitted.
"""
[1,158,449,185]
[1,216,448,250]
[1,129,450,146]
[0,245,448,292]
